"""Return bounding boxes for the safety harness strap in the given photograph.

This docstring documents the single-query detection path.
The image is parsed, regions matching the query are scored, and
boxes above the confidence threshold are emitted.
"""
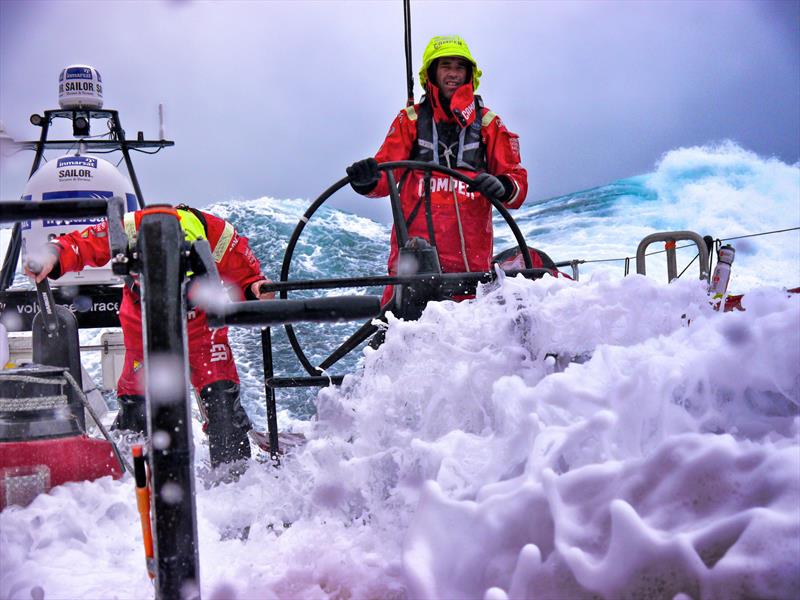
[411,95,487,171]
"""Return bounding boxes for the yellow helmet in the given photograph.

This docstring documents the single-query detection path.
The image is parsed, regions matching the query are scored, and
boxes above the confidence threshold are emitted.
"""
[419,35,482,91]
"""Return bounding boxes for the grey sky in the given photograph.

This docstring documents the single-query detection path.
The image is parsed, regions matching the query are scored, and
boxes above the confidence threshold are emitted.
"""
[1,0,798,224]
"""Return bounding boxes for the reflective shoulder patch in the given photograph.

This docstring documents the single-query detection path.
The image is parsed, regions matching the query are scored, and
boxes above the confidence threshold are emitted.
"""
[481,110,497,127]
[123,212,137,248]
[404,106,418,121]
[213,221,234,262]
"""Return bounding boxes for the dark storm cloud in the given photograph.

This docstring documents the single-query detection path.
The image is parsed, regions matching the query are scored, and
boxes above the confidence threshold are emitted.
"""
[1,0,797,223]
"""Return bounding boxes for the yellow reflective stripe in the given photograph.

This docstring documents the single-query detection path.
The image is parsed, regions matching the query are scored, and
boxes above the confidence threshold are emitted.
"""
[123,212,137,248]
[481,111,496,127]
[404,106,418,121]
[212,221,234,263]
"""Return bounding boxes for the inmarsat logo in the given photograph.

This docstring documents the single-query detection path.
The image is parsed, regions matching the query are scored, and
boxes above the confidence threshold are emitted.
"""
[57,157,97,169]
[65,67,93,80]
[57,157,96,180]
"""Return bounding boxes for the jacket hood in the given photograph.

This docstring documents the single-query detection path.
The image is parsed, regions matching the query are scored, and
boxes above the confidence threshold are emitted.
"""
[419,35,482,91]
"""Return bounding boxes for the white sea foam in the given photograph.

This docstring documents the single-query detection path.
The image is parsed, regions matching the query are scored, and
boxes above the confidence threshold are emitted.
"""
[2,274,797,599]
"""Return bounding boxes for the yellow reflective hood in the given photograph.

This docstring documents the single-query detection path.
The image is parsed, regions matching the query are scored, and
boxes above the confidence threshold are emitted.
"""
[419,35,482,91]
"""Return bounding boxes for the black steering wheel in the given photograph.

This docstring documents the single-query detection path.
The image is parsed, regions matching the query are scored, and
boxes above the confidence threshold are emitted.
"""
[279,160,533,376]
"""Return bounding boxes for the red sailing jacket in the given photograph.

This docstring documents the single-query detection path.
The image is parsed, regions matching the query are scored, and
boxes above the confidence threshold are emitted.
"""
[366,82,528,287]
[52,208,264,298]
[49,208,265,393]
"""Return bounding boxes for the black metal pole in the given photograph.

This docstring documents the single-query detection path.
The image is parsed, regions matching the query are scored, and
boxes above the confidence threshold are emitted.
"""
[260,327,281,463]
[207,295,381,329]
[259,268,553,294]
[317,315,383,371]
[138,212,200,600]
[403,0,415,107]
[0,199,110,224]
[112,112,147,208]
[268,375,345,388]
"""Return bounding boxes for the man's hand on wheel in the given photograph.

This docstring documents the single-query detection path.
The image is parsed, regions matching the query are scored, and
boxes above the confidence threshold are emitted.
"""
[347,158,380,195]
[468,173,505,201]
[251,279,275,300]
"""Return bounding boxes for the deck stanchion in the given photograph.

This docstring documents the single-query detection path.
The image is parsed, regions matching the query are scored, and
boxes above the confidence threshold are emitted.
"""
[261,327,281,463]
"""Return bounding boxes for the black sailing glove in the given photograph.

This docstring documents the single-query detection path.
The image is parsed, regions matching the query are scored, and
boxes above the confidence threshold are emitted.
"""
[347,158,380,195]
[467,173,506,201]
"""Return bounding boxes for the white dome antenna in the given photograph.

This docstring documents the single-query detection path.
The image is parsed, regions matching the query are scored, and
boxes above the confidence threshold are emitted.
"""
[21,155,136,286]
[58,65,103,110]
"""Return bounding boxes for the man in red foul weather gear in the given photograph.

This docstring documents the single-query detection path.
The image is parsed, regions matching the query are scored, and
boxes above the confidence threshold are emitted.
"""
[347,35,528,306]
[25,204,274,467]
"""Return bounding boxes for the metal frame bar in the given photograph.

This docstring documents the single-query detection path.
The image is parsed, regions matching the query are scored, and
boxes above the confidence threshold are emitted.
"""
[635,230,710,282]
[0,109,173,291]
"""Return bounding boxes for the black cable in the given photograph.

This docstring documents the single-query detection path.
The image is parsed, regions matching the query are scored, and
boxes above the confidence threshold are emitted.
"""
[86,148,124,154]
[129,147,165,155]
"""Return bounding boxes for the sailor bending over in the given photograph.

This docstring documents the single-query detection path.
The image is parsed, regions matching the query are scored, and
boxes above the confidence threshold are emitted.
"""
[25,204,274,468]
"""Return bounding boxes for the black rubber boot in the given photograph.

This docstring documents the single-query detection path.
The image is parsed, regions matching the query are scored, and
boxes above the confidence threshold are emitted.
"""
[111,395,148,435]
[199,380,252,468]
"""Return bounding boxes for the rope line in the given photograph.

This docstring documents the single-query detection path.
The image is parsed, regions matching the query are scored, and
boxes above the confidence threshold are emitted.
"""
[62,370,132,474]
[721,227,800,242]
